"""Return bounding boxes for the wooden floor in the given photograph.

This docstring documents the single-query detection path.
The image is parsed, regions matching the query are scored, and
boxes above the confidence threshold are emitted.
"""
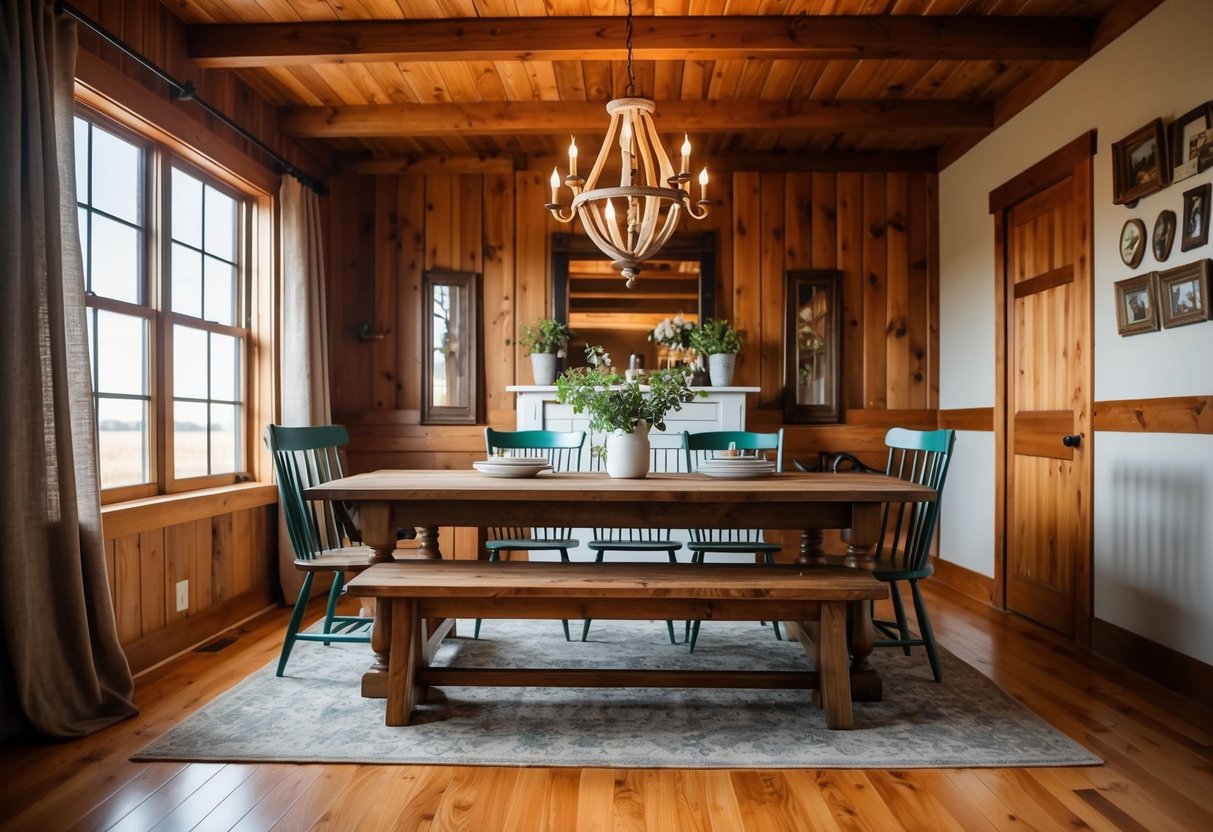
[2,583,1211,832]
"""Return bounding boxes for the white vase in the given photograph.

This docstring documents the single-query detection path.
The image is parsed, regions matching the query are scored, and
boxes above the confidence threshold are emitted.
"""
[708,353,736,387]
[605,420,650,479]
[530,352,557,385]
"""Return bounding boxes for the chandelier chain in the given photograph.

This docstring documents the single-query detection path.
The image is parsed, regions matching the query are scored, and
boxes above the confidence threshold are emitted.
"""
[624,0,636,96]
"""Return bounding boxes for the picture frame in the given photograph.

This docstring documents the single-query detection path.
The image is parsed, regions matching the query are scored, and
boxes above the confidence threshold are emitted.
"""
[1113,273,1159,336]
[1180,182,1211,251]
[1156,259,1210,328]
[1153,209,1176,262]
[1112,119,1169,205]
[1170,103,1212,181]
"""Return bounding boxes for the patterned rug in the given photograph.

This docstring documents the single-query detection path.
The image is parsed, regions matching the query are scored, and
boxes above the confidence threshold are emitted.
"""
[133,619,1100,768]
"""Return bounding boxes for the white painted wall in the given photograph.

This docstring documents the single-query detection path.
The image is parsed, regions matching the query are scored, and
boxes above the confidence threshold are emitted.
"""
[937,0,1213,661]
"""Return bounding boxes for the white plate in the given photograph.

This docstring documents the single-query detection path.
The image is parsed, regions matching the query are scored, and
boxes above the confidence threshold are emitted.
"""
[473,461,551,478]
[699,468,775,479]
[699,460,775,471]
[480,456,550,466]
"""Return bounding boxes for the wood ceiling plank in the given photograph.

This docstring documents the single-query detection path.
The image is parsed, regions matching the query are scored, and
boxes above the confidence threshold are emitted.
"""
[280,97,992,137]
[186,16,1096,68]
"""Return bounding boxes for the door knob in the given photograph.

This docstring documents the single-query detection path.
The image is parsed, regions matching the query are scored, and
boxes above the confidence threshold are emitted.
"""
[1062,434,1081,448]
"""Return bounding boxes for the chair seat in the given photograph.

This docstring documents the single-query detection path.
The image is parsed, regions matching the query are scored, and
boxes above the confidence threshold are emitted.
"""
[487,538,579,551]
[687,541,781,554]
[873,564,933,581]
[588,540,681,552]
[293,547,421,572]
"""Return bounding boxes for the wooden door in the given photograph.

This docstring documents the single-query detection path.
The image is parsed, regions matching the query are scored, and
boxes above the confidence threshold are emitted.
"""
[994,136,1093,642]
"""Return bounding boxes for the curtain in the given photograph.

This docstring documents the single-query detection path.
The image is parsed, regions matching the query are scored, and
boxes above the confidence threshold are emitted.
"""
[278,176,333,600]
[0,0,138,739]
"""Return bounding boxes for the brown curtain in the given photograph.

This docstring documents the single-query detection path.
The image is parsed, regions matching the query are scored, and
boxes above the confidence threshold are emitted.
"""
[0,0,138,739]
[277,176,334,601]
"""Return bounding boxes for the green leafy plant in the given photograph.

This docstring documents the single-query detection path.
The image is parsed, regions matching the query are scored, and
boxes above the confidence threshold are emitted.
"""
[688,318,743,355]
[518,318,573,356]
[647,314,696,349]
[555,345,702,434]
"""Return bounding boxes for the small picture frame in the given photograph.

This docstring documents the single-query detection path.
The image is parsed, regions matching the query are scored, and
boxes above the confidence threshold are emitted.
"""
[1113,273,1159,336]
[1156,260,1210,328]
[1112,119,1169,205]
[1170,103,1212,181]
[1181,183,1211,251]
[1153,209,1176,262]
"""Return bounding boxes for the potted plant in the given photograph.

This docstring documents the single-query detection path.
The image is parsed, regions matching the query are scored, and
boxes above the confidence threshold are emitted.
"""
[518,318,573,385]
[688,318,744,386]
[647,313,696,368]
[556,345,701,478]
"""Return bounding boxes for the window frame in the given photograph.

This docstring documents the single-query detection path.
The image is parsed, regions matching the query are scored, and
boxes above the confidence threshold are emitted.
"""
[76,105,258,503]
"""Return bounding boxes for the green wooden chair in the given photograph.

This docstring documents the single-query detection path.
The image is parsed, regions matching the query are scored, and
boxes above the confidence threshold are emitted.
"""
[479,428,586,640]
[582,444,685,644]
[682,429,785,651]
[868,427,956,682]
[265,424,380,677]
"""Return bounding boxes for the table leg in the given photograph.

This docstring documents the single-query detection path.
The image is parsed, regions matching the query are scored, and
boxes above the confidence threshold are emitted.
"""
[845,502,883,701]
[358,501,396,698]
[386,599,417,726]
[797,529,826,564]
[818,601,853,729]
[416,526,442,559]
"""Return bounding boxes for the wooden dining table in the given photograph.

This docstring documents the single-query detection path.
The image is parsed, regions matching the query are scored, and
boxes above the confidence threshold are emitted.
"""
[306,469,936,702]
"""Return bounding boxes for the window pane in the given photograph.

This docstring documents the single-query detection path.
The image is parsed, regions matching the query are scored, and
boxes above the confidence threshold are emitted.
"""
[74,118,88,200]
[203,256,236,325]
[172,242,202,318]
[95,311,146,395]
[204,185,236,261]
[77,206,88,280]
[174,325,208,399]
[174,401,208,479]
[91,126,141,225]
[210,333,239,402]
[209,403,238,474]
[172,167,203,248]
[98,397,149,487]
[89,214,140,303]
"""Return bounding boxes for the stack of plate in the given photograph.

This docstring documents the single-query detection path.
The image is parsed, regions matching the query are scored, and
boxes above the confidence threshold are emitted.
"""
[697,455,777,479]
[472,456,552,478]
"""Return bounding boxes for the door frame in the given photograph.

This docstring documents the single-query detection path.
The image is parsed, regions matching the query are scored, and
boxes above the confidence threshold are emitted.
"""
[988,130,1096,646]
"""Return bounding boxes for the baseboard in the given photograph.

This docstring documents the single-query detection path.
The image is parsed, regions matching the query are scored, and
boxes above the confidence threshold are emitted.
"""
[1091,618,1213,707]
[123,587,277,675]
[929,556,995,606]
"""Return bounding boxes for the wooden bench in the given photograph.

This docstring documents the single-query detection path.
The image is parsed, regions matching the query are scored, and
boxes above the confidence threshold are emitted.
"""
[345,560,887,730]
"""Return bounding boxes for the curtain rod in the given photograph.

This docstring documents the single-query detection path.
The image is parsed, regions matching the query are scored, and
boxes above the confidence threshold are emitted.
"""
[56,1,327,196]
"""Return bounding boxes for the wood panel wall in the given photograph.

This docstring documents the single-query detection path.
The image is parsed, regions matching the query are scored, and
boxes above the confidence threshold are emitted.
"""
[328,166,940,480]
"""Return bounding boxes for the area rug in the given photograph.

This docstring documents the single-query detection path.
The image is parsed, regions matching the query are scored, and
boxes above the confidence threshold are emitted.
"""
[133,619,1100,768]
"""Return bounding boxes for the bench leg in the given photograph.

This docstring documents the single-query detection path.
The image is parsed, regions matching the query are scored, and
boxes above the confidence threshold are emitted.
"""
[818,601,854,729]
[386,599,418,726]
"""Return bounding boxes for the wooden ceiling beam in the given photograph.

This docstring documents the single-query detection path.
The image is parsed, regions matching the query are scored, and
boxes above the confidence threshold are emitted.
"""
[282,99,992,139]
[337,153,519,174]
[187,16,1094,68]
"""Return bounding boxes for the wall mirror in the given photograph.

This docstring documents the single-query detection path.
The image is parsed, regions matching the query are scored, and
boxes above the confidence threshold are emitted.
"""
[551,232,716,370]
[785,269,842,424]
[422,269,480,424]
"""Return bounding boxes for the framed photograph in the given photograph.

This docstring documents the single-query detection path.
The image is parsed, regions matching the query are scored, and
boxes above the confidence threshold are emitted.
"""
[1153,210,1176,261]
[1119,218,1146,267]
[1170,103,1212,181]
[1113,273,1158,336]
[1112,119,1169,205]
[1181,183,1211,251]
[1156,260,1210,328]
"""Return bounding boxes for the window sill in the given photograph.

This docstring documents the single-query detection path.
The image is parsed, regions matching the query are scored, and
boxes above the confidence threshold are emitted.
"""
[101,481,278,540]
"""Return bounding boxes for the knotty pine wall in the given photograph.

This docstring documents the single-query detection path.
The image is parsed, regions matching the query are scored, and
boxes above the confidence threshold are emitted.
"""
[327,167,940,495]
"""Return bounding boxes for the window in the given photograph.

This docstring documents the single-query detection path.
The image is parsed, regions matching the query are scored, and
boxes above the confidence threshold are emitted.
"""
[76,113,251,500]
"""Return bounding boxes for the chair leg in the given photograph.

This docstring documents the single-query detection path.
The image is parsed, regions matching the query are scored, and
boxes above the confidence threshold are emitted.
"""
[911,580,942,682]
[760,553,782,640]
[665,549,679,644]
[559,548,572,642]
[276,572,314,677]
[688,620,701,653]
[582,550,606,641]
[889,579,914,656]
[474,551,501,639]
[321,571,344,646]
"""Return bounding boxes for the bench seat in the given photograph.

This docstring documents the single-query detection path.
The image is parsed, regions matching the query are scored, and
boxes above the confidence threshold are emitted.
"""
[345,560,887,730]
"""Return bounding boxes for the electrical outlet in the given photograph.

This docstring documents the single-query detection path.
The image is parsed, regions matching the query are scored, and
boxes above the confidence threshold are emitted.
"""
[175,580,189,612]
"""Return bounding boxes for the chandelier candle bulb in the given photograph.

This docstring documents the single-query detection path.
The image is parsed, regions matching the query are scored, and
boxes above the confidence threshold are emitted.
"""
[680,135,691,175]
[549,167,560,204]
[699,167,709,201]
[568,137,578,178]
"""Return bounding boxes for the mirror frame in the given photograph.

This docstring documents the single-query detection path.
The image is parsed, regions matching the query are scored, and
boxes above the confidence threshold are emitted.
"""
[785,268,843,424]
[550,231,717,330]
[421,268,481,425]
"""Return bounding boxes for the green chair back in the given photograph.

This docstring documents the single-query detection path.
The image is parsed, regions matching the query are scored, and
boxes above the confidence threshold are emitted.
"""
[682,429,784,546]
[266,424,360,561]
[875,427,956,576]
[484,428,585,542]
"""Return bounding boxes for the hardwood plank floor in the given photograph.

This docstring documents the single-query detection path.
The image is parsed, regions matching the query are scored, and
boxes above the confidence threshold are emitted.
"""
[2,583,1211,832]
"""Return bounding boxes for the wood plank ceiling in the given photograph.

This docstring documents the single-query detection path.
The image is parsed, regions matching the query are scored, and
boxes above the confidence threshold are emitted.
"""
[168,0,1158,172]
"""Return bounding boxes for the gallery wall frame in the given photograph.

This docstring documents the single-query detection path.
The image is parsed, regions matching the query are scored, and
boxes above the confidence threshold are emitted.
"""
[1156,259,1210,328]
[1113,273,1159,336]
[1112,119,1169,205]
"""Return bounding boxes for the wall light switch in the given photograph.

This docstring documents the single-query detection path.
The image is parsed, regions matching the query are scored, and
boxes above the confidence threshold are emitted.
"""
[175,580,189,612]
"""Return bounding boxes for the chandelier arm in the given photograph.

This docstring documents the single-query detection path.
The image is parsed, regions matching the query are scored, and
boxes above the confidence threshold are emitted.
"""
[637,110,677,185]
[684,200,711,221]
[635,203,683,261]
[577,197,628,253]
[583,108,621,193]
[634,193,663,256]
[579,211,628,264]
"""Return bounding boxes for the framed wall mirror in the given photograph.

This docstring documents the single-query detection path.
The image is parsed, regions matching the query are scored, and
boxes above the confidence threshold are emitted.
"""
[551,232,716,370]
[785,269,842,424]
[422,269,480,424]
